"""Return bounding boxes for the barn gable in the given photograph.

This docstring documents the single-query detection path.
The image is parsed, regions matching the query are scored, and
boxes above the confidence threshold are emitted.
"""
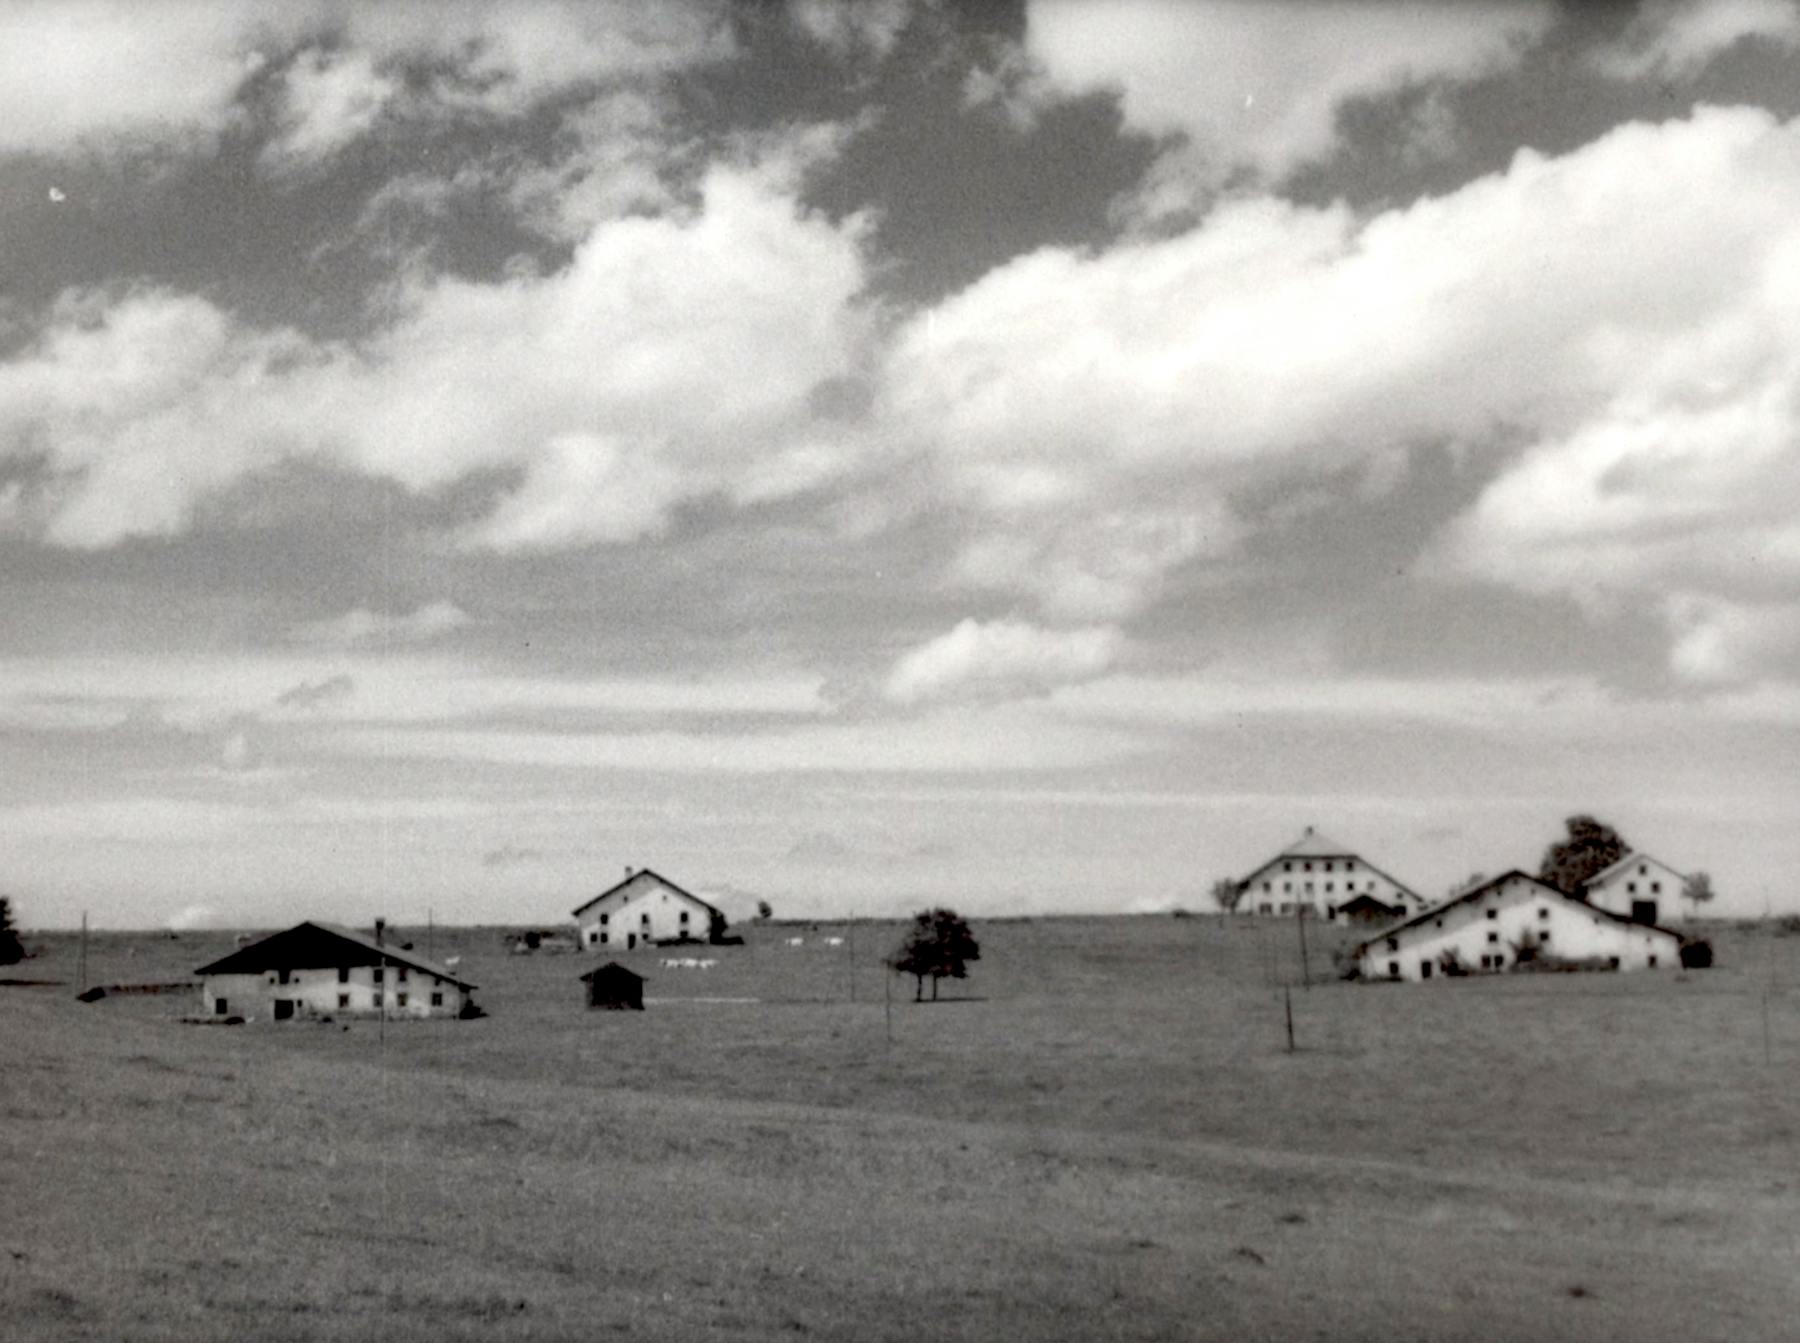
[573,868,725,950]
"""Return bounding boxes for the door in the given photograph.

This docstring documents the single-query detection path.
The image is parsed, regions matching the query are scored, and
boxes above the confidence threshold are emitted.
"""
[627,933,636,950]
[273,998,294,1021]
[1631,900,1658,925]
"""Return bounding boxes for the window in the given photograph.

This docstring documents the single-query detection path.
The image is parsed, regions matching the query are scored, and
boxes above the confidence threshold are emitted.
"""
[1280,902,1292,914]
[1387,961,1399,978]
[599,913,609,926]
[1628,882,1637,894]
[396,993,408,1008]
[1346,860,1356,872]
[641,912,651,925]
[1324,861,1333,873]
[1420,960,1432,979]
[372,966,383,984]
[431,992,443,1007]
[1651,882,1661,894]
[588,930,598,945]
[1608,956,1621,969]
[1639,865,1647,876]
[338,993,350,1009]
[1283,882,1291,894]
[1386,937,1399,952]
[215,998,228,1014]
[1492,954,1505,968]
[1538,907,1549,921]
[1487,931,1499,944]
[397,966,407,983]
[1648,954,1658,968]
[1479,955,1490,969]
[1540,931,1551,943]
[1303,861,1312,872]
[1263,881,1271,892]
[1325,883,1334,894]
[338,967,350,983]
[1258,903,1272,914]
[599,932,609,945]
[679,910,690,925]
[1283,862,1291,872]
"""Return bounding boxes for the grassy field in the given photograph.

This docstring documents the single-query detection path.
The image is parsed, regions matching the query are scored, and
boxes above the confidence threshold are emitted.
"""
[4,916,1799,1341]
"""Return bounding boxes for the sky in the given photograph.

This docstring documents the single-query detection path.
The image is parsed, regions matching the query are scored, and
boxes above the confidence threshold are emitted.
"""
[5,0,1800,930]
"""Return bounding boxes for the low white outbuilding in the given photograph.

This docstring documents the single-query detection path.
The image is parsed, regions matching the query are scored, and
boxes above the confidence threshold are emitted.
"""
[573,867,726,952]
[1581,853,1690,925]
[194,921,478,1020]
[1353,871,1682,983]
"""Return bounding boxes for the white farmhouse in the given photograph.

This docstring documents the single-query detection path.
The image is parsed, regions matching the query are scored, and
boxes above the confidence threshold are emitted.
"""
[573,867,726,952]
[1235,826,1426,923]
[1580,853,1690,925]
[194,922,477,1020]
[1354,871,1682,983]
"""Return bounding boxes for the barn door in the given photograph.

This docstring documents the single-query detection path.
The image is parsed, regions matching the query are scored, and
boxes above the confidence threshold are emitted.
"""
[273,998,294,1021]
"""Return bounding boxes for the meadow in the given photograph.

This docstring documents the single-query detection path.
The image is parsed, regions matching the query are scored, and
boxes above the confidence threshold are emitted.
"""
[4,915,1798,1342]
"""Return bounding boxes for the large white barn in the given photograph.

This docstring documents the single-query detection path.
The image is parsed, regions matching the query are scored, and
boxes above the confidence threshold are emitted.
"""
[1235,826,1426,923]
[1353,871,1682,983]
[573,868,725,952]
[1581,853,1690,925]
[194,922,478,1020]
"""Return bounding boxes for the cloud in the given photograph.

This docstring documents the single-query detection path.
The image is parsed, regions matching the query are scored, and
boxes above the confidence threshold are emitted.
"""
[0,1,732,160]
[1665,597,1800,686]
[482,843,543,868]
[275,673,357,709]
[989,0,1552,207]
[787,0,917,60]
[883,618,1123,705]
[168,904,224,931]
[1593,0,1800,80]
[288,602,471,648]
[0,144,873,550]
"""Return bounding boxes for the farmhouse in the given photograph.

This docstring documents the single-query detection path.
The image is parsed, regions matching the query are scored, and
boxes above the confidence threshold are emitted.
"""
[1581,853,1689,925]
[573,867,726,951]
[194,922,478,1020]
[1235,826,1425,922]
[1354,871,1683,983]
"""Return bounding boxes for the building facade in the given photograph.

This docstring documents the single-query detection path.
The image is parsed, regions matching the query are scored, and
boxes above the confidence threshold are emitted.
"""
[573,868,726,952]
[194,922,477,1020]
[1581,853,1690,925]
[1353,871,1682,983]
[1235,827,1425,922]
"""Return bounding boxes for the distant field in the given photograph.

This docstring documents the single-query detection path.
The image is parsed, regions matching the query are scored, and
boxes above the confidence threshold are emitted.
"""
[4,917,1798,1342]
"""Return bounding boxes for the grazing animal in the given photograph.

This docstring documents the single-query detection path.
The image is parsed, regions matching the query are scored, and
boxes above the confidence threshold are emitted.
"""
[824,937,844,947]
[785,937,804,947]
[443,955,461,969]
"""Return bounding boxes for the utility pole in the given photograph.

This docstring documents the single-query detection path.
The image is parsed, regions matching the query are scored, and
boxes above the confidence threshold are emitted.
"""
[847,913,856,1003]
[884,951,892,1048]
[427,907,434,963]
[376,916,386,1046]
[1295,906,1311,990]
[1284,985,1295,1053]
[77,911,88,994]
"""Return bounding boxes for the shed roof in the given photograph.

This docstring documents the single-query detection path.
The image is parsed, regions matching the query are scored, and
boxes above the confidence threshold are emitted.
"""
[579,961,645,984]
[572,867,722,920]
[194,921,477,989]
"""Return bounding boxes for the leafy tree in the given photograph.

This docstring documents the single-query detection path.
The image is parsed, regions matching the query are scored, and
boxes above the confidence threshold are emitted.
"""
[755,900,773,922]
[0,897,23,967]
[1682,871,1716,918]
[888,907,980,1002]
[1539,815,1630,896]
[1210,877,1245,914]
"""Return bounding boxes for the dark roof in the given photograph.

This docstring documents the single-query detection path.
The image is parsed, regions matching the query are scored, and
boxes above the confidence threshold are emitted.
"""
[579,961,645,984]
[572,867,722,920]
[1352,870,1683,954]
[1336,893,1404,913]
[194,921,477,989]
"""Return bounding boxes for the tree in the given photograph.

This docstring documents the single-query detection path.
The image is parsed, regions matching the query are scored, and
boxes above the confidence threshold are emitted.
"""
[755,900,773,922]
[888,907,980,1002]
[1539,815,1630,896]
[0,897,23,967]
[1210,877,1245,914]
[1682,871,1716,919]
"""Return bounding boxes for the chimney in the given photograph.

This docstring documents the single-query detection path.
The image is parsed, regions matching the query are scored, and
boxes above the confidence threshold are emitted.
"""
[374,917,386,946]
[625,865,633,878]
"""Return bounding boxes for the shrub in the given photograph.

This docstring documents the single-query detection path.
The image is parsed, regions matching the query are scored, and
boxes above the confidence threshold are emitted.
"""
[1678,938,1714,969]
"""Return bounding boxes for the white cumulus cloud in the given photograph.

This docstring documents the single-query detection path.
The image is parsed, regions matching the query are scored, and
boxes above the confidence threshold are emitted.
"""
[883,618,1124,705]
[288,601,472,648]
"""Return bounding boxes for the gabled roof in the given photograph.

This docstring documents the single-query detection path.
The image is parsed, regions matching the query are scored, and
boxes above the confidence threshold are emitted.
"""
[1352,870,1682,954]
[1238,828,1424,905]
[579,961,645,983]
[1279,826,1356,858]
[194,921,477,990]
[1581,851,1687,890]
[572,867,722,920]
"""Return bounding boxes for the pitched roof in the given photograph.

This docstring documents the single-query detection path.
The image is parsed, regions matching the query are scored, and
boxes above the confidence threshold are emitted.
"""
[1581,851,1687,889]
[1279,826,1356,858]
[1352,870,1683,954]
[572,867,722,920]
[194,921,477,989]
[579,961,645,983]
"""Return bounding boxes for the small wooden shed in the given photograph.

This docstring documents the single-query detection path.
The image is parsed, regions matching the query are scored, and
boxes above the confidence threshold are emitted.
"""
[581,961,645,1011]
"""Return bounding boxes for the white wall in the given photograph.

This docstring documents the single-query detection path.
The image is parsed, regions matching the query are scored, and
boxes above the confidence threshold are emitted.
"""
[578,875,712,950]
[1241,855,1419,919]
[1358,873,1682,983]
[201,963,469,1019]
[1585,856,1686,924]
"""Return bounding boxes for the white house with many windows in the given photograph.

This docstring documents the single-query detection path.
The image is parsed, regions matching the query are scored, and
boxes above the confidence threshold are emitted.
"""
[1581,853,1690,925]
[1353,871,1682,983]
[1234,827,1425,923]
[573,868,726,952]
[194,922,477,1020]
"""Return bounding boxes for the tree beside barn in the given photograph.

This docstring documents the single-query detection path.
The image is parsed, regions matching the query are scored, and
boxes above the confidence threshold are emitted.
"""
[1539,815,1630,895]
